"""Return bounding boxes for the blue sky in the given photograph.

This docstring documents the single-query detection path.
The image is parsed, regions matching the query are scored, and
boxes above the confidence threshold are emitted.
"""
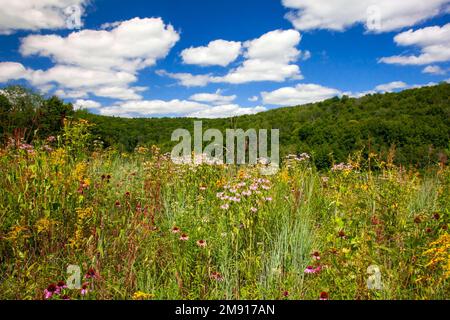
[0,0,449,118]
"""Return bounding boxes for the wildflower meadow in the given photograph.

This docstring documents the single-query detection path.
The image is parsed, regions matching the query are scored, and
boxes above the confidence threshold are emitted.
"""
[0,120,449,300]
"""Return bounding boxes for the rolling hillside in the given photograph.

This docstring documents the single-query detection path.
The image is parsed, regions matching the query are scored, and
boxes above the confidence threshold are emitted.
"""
[78,83,450,169]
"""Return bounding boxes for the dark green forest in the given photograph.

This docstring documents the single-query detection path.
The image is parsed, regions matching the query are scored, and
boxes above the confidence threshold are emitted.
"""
[1,83,449,169]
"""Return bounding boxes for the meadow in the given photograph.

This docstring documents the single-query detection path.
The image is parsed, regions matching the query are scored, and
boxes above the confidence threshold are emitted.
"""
[0,120,448,300]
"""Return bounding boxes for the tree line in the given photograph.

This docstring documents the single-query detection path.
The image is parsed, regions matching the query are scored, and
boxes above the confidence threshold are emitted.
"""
[1,83,449,169]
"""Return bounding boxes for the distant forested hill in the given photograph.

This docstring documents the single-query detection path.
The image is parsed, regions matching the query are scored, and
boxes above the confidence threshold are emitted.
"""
[78,83,450,169]
[1,83,449,169]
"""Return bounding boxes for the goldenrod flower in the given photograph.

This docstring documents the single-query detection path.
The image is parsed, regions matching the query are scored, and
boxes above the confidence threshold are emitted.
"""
[132,291,154,300]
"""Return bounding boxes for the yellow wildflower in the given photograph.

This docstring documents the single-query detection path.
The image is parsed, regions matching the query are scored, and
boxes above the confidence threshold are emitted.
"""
[35,218,56,234]
[136,146,149,155]
[280,170,290,183]
[132,291,155,300]
[50,148,67,166]
[423,233,450,279]
[76,207,94,220]
[73,162,88,181]
[6,225,30,241]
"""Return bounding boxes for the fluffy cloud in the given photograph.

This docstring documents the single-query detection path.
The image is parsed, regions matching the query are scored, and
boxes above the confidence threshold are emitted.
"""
[54,89,88,99]
[262,83,341,106]
[188,105,266,119]
[21,18,180,73]
[73,99,102,110]
[351,81,441,97]
[92,86,146,100]
[282,0,450,32]
[0,62,29,82]
[156,70,212,87]
[11,18,180,100]
[181,40,242,67]
[423,65,447,75]
[374,81,408,92]
[0,0,88,34]
[29,65,136,89]
[161,29,303,86]
[379,23,450,65]
[301,50,312,61]
[99,100,265,118]
[99,100,209,117]
[261,80,441,107]
[190,90,236,105]
[219,29,302,84]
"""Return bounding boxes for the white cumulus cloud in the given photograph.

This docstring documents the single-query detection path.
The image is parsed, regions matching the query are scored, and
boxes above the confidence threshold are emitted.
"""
[423,65,447,75]
[282,0,450,32]
[219,29,302,84]
[374,81,408,92]
[161,29,303,86]
[0,0,89,34]
[181,40,242,67]
[379,23,450,65]
[1,18,180,101]
[0,62,29,82]
[188,105,266,119]
[20,18,180,73]
[190,90,236,105]
[98,99,266,118]
[262,83,341,106]
[156,70,212,87]
[73,99,102,110]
